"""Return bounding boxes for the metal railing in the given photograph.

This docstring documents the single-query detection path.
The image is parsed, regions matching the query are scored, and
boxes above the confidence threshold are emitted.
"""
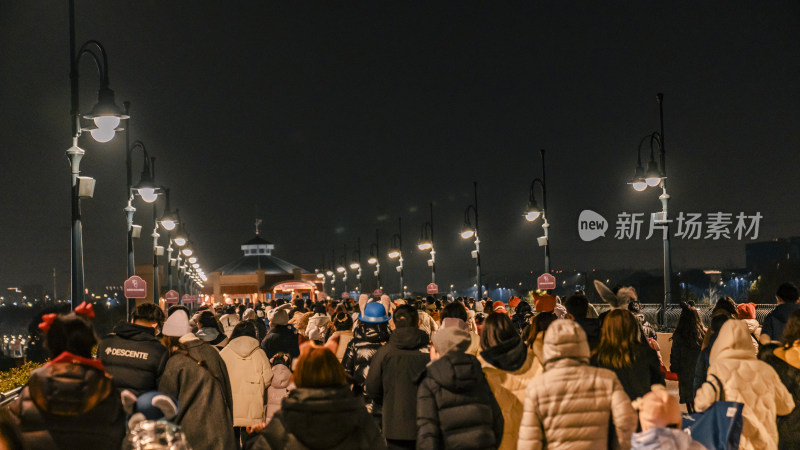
[0,386,22,407]
[589,303,777,331]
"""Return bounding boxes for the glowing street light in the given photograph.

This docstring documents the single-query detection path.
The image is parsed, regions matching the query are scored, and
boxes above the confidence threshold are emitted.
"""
[525,149,551,274]
[460,182,482,297]
[418,202,436,284]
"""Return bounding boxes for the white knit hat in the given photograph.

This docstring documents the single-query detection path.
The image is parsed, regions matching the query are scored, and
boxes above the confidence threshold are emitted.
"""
[162,310,192,337]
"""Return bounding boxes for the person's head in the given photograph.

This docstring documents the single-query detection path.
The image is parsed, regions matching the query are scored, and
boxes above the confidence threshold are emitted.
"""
[230,321,257,340]
[43,312,96,359]
[701,312,732,350]
[628,300,641,314]
[432,326,471,360]
[332,311,353,331]
[225,305,236,315]
[712,297,737,318]
[564,294,589,319]
[674,302,704,347]
[197,310,221,330]
[776,282,800,304]
[526,311,558,348]
[736,302,756,320]
[293,347,347,388]
[167,304,190,318]
[480,312,518,349]
[474,312,486,325]
[270,352,291,368]
[393,305,419,328]
[638,388,682,431]
[780,309,800,349]
[441,302,468,322]
[313,304,327,315]
[594,309,640,369]
[132,303,166,329]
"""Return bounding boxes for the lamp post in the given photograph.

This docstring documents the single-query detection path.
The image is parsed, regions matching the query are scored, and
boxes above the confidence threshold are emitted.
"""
[524,149,550,274]
[368,229,382,290]
[350,238,362,294]
[336,244,348,295]
[388,218,404,298]
[628,93,672,325]
[461,182,482,298]
[418,203,436,284]
[67,0,128,308]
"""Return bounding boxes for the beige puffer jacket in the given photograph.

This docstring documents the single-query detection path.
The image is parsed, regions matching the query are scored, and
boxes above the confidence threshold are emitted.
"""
[478,341,544,450]
[695,319,794,450]
[518,319,636,450]
[219,336,273,427]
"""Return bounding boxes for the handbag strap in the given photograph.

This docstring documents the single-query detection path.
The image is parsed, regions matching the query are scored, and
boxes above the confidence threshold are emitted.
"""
[709,373,726,402]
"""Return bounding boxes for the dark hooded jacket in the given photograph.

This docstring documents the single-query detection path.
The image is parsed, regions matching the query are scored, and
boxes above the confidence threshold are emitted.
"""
[97,322,168,395]
[365,326,430,440]
[574,317,601,351]
[261,324,300,360]
[764,352,800,450]
[417,351,503,450]
[341,322,391,414]
[590,340,665,401]
[669,332,702,404]
[511,301,533,336]
[762,302,800,342]
[158,336,236,450]
[9,355,126,450]
[246,386,387,450]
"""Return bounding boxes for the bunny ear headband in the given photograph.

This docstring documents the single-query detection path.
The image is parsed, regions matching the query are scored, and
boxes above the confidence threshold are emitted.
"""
[593,280,636,309]
[38,302,95,333]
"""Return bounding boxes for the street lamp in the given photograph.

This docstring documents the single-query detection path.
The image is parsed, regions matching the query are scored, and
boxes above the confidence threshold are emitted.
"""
[525,149,551,274]
[350,238,362,294]
[628,93,672,325]
[368,229,381,290]
[336,244,348,294]
[418,202,436,284]
[67,3,128,307]
[388,218,404,298]
[461,182,482,298]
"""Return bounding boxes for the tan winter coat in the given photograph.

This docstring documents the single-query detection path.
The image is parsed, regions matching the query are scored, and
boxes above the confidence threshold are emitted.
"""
[518,319,636,450]
[478,344,544,449]
[219,336,273,427]
[695,319,794,450]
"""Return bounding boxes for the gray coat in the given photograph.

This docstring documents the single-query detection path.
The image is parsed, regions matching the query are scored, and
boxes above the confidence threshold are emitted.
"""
[158,336,236,450]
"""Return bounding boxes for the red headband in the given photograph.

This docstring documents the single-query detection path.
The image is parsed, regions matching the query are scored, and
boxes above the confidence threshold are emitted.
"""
[38,313,58,333]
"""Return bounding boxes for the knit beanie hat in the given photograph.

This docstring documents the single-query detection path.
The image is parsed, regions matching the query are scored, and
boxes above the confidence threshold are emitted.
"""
[162,310,191,337]
[433,327,471,355]
[271,308,291,326]
[533,294,556,313]
[638,388,682,431]
[737,302,756,320]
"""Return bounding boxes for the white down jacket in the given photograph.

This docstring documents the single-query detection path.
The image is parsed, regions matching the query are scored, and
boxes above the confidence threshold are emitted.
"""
[517,319,637,450]
[265,363,292,422]
[695,319,794,450]
[305,313,331,342]
[219,336,273,427]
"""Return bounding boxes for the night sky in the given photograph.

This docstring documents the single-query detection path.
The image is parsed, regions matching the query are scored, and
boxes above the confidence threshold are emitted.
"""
[1,1,799,296]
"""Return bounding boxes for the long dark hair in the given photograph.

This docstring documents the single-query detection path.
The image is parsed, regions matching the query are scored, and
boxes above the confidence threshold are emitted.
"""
[593,309,640,369]
[526,311,557,348]
[781,309,800,349]
[673,302,705,347]
[480,312,517,349]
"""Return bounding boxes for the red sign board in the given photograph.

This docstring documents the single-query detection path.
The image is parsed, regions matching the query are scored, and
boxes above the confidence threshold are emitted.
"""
[537,273,557,290]
[273,282,312,291]
[124,276,147,298]
[426,283,439,295]
[372,289,383,298]
[182,294,198,304]
[165,290,179,303]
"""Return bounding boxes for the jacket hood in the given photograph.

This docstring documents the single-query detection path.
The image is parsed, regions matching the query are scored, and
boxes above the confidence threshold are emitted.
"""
[390,326,429,350]
[353,322,391,343]
[270,364,293,389]
[111,322,157,341]
[28,360,113,416]
[425,352,482,392]
[280,386,369,449]
[542,319,590,365]
[195,327,220,342]
[479,334,527,371]
[225,336,261,358]
[710,319,756,364]
[631,427,704,450]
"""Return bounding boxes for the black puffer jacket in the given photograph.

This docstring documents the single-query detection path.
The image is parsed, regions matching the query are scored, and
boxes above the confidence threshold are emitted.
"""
[764,352,800,450]
[669,333,701,404]
[261,324,300,360]
[246,386,387,450]
[365,326,430,440]
[341,322,391,414]
[9,355,126,450]
[417,351,503,449]
[97,322,168,395]
[511,302,533,336]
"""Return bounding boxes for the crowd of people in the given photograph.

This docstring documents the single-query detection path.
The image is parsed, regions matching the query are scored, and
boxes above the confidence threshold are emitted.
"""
[1,281,799,450]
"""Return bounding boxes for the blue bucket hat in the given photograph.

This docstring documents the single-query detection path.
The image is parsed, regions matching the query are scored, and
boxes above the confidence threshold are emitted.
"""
[358,302,391,323]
